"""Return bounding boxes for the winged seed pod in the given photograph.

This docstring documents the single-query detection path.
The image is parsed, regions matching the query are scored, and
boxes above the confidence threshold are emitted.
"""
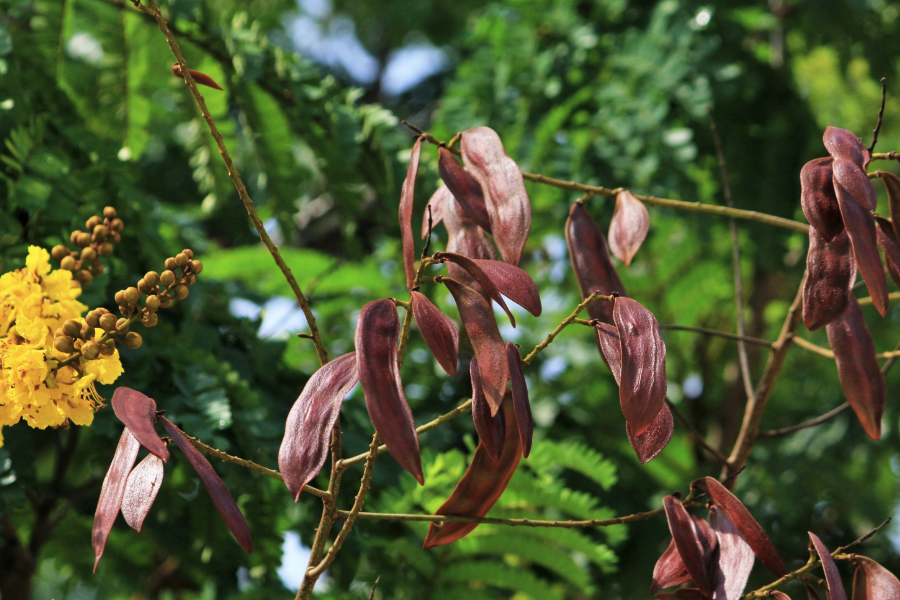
[651,513,717,592]
[355,299,423,483]
[826,296,885,440]
[595,322,622,382]
[459,127,532,266]
[697,476,786,577]
[874,215,900,289]
[803,227,855,331]
[423,394,521,548]
[566,202,626,324]
[801,157,844,241]
[400,136,423,290]
[609,189,650,266]
[121,453,165,532]
[422,184,449,239]
[442,277,508,415]
[851,555,900,600]
[279,352,359,501]
[662,495,711,596]
[438,146,492,233]
[442,187,499,295]
[93,428,141,571]
[470,358,505,461]
[709,507,755,600]
[110,387,169,461]
[614,296,667,436]
[171,62,224,90]
[809,532,848,600]
[626,402,673,464]
[881,171,900,241]
[506,342,533,458]
[411,291,459,375]
[435,252,516,326]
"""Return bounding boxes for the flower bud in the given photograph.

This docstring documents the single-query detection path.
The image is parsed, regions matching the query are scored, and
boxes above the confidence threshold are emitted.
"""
[86,311,101,328]
[159,296,173,308]
[99,313,118,332]
[51,245,69,261]
[145,295,160,312]
[77,232,92,247]
[70,231,82,245]
[82,341,101,360]
[173,285,189,300]
[190,259,203,274]
[96,307,110,315]
[53,327,65,338]
[116,318,129,333]
[98,242,114,256]
[124,332,143,349]
[81,247,97,262]
[124,287,140,304]
[82,325,95,340]
[55,336,75,353]
[114,290,126,306]
[74,339,83,350]
[110,232,121,244]
[175,253,189,267]
[100,340,115,356]
[184,274,196,286]
[138,279,152,295]
[86,216,102,230]
[182,249,194,259]
[164,257,177,271]
[76,270,93,286]
[143,313,159,327]
[110,218,124,231]
[63,319,82,337]
[45,373,58,389]
[90,262,105,276]
[60,256,76,271]
[118,305,130,316]
[160,270,176,287]
[103,206,117,219]
[93,224,108,238]
[144,271,160,286]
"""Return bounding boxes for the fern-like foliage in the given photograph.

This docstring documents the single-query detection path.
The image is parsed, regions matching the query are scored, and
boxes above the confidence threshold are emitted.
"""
[362,439,621,599]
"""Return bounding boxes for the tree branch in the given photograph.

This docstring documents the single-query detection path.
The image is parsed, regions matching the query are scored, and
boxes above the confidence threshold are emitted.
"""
[869,78,888,155]
[659,324,774,348]
[523,293,612,365]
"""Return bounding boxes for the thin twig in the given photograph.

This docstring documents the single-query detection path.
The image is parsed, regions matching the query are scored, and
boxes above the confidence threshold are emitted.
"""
[870,78,888,155]
[791,336,900,360]
[857,290,900,306]
[709,108,754,401]
[666,399,731,466]
[757,403,850,439]
[368,576,381,600]
[523,293,612,365]
[659,324,773,348]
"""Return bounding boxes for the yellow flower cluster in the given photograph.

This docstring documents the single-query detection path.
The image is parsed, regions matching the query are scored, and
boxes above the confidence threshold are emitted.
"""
[0,247,123,445]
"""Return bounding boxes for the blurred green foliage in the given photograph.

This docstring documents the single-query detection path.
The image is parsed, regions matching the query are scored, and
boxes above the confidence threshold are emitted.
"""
[3,0,900,598]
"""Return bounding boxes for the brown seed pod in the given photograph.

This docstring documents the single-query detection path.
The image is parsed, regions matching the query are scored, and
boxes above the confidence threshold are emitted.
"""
[470,358,505,462]
[400,137,423,290]
[438,146,492,233]
[279,352,358,502]
[423,394,521,548]
[93,428,141,571]
[110,388,169,461]
[506,342,533,458]
[595,322,622,382]
[171,62,224,90]
[801,157,844,242]
[874,215,900,289]
[803,227,855,331]
[608,189,650,266]
[121,453,165,532]
[410,291,459,376]
[565,202,626,324]
[459,127,532,266]
[614,297,667,437]
[471,259,542,316]
[441,187,499,296]
[882,171,900,241]
[355,299,423,484]
[809,532,847,600]
[626,402,673,464]
[442,278,508,415]
[824,126,867,169]
[160,417,253,553]
[662,495,711,596]
[435,251,516,326]
[708,507,755,600]
[851,555,900,600]
[826,296,885,440]
[651,513,717,592]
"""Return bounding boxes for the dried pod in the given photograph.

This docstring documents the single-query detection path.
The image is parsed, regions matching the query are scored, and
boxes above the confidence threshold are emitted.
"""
[614,297,667,437]
[160,417,253,553]
[824,126,867,170]
[626,402,673,464]
[595,322,622,383]
[422,184,449,239]
[411,291,459,376]
[472,259,542,316]
[709,507,755,600]
[834,156,878,211]
[801,157,844,243]
[506,342,533,458]
[93,428,141,571]
[443,278,508,415]
[881,171,900,241]
[566,202,626,324]
[438,146,492,233]
[459,127,532,266]
[442,188,499,295]
[355,299,423,483]
[826,296,885,440]
[609,189,650,266]
[470,358,505,461]
[110,387,169,461]
[121,453,165,532]
[171,62,224,90]
[803,227,855,331]
[851,555,900,600]
[697,477,786,577]
[809,532,848,600]
[874,215,900,289]
[400,137,423,290]
[662,495,711,596]
[436,252,516,326]
[423,394,521,548]
[279,352,359,501]
[651,513,718,592]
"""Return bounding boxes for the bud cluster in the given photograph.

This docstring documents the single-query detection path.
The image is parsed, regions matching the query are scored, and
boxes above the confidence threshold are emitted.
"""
[51,206,124,286]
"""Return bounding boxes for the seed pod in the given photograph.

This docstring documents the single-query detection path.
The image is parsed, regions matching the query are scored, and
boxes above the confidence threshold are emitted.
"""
[826,296,885,439]
[662,495,711,596]
[651,513,718,592]
[824,126,867,170]
[709,507,755,600]
[470,358,505,461]
[355,299,423,484]
[399,137,423,290]
[472,259,542,316]
[93,428,140,571]
[435,252,516,326]
[614,297,667,437]
[696,477,786,577]
[626,402,673,464]
[160,417,253,553]
[442,278,508,415]
[438,146,492,233]
[803,227,855,331]
[565,202,626,324]
[410,291,459,376]
[423,394,521,548]
[422,184,449,239]
[874,215,900,289]
[121,453,165,532]
[851,555,900,600]
[279,352,358,501]
[595,322,622,382]
[801,157,844,241]
[442,187,499,296]
[881,171,900,241]
[609,189,650,266]
[459,127,532,266]
[111,387,169,461]
[506,342,533,458]
[809,532,847,600]
[171,62,224,90]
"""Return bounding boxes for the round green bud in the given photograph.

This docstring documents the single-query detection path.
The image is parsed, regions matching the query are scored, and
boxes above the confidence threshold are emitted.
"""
[82,341,100,360]
[60,256,76,271]
[80,247,97,262]
[124,287,140,304]
[190,260,203,274]
[103,206,117,219]
[86,216,102,230]
[145,295,160,312]
[51,245,69,261]
[77,232,93,247]
[116,318,129,333]
[54,336,75,353]
[62,319,81,337]
[173,285,189,300]
[144,271,160,286]
[85,311,101,328]
[98,242,114,257]
[99,313,117,332]
[164,257,177,271]
[175,253,188,267]
[160,270,176,287]
[76,270,93,286]
[124,332,143,349]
